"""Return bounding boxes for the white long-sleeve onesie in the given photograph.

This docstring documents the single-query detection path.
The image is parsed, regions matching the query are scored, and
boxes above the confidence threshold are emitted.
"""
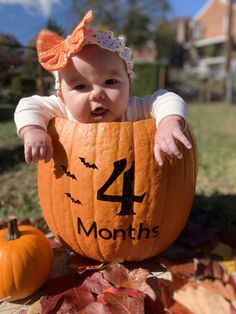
[14,89,187,134]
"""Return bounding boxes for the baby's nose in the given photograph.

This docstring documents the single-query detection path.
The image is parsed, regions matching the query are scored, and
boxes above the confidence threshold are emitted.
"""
[90,85,105,100]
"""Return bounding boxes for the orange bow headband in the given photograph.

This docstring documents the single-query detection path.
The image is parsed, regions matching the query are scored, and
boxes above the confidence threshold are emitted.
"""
[36,10,135,82]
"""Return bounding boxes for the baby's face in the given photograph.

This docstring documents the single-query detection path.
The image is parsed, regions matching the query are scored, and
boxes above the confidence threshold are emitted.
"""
[58,45,130,123]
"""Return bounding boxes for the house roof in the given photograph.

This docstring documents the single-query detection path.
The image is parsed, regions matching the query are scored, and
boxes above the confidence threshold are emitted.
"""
[193,0,236,20]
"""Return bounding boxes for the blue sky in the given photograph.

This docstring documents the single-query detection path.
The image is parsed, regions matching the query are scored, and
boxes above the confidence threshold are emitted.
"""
[0,0,207,45]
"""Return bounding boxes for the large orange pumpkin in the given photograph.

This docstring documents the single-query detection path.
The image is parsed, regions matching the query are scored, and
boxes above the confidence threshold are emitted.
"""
[0,218,53,301]
[38,118,197,262]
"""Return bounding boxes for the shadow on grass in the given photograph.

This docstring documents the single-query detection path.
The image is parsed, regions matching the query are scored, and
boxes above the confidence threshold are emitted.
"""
[190,193,236,231]
[0,106,15,122]
[0,145,25,173]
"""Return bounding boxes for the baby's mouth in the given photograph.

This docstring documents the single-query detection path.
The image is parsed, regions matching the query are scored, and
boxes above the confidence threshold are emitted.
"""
[92,108,108,116]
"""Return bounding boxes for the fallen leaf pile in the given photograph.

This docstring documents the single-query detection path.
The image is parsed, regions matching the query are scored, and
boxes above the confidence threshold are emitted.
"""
[1,200,236,314]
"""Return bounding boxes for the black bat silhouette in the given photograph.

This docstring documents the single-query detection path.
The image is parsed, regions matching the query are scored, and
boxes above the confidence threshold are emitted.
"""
[60,165,77,180]
[65,192,82,205]
[79,157,98,169]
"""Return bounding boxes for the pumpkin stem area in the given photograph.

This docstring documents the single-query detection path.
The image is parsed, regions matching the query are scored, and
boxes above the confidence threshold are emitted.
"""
[6,217,21,240]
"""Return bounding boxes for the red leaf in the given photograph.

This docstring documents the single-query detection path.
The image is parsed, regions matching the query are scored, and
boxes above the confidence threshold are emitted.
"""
[102,263,129,287]
[40,275,95,314]
[102,263,156,300]
[81,272,112,294]
[99,290,145,314]
[169,301,194,314]
[97,287,144,303]
[78,302,112,313]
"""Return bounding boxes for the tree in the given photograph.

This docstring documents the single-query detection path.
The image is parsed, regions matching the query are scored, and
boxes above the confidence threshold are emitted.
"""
[122,7,150,47]
[46,18,65,36]
[0,34,23,86]
[67,0,172,47]
[153,19,176,60]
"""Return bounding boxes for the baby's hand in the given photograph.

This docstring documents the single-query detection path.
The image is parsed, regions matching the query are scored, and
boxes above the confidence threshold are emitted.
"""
[20,126,53,164]
[154,115,192,166]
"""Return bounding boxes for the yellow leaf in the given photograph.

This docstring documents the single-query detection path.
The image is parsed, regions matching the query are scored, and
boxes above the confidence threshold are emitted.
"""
[210,242,233,261]
[221,260,236,274]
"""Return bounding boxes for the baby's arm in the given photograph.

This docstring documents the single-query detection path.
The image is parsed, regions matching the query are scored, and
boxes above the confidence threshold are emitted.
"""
[20,125,53,164]
[154,114,191,166]
[14,95,66,164]
[128,90,192,166]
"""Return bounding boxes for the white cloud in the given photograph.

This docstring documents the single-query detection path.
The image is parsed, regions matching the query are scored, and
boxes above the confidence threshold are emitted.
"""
[0,0,61,17]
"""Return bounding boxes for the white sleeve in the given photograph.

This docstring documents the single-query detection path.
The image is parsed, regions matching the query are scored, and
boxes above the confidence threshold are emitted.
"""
[125,89,187,125]
[14,95,69,135]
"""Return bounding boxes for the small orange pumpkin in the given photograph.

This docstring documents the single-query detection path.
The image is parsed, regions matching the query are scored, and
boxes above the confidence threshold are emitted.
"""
[0,218,53,301]
[38,118,197,262]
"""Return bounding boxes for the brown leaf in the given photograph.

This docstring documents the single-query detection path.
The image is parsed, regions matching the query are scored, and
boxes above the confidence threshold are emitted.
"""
[102,263,155,300]
[102,263,129,287]
[200,279,236,302]
[230,273,236,289]
[68,254,106,274]
[158,278,175,309]
[210,242,234,261]
[81,272,112,295]
[168,261,195,280]
[99,289,145,314]
[222,260,236,275]
[174,285,231,314]
[168,301,194,314]
[78,302,111,314]
[195,258,228,281]
[167,261,195,292]
[40,275,95,314]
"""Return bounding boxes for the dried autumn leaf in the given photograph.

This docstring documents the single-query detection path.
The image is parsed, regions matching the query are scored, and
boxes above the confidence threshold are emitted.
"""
[102,263,129,287]
[168,261,195,280]
[174,285,231,314]
[40,275,95,313]
[157,278,175,309]
[80,272,112,294]
[98,289,145,314]
[102,263,156,300]
[222,260,236,275]
[68,254,105,274]
[78,302,111,314]
[210,242,234,261]
[200,279,236,302]
[168,301,194,314]
[230,273,236,289]
[166,261,195,292]
[194,258,227,281]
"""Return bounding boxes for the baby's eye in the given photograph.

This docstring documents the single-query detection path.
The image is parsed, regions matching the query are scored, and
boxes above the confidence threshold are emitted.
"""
[74,84,86,90]
[105,79,117,85]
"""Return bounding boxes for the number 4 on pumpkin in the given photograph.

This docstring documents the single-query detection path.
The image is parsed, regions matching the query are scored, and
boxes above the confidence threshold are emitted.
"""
[97,158,146,216]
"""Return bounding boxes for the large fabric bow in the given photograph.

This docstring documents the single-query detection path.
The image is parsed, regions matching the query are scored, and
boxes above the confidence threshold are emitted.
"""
[36,10,93,71]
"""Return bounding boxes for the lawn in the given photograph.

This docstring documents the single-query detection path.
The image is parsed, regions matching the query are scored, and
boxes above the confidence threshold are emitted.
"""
[0,102,236,221]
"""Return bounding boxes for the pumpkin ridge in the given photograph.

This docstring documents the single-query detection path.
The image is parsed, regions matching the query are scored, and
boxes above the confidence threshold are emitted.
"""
[46,119,63,238]
[47,158,57,239]
[4,244,15,297]
[68,122,79,250]
[93,123,104,260]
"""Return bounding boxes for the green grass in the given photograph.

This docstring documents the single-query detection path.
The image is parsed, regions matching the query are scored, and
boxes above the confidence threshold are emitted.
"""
[188,103,236,195]
[0,105,41,220]
[0,102,236,221]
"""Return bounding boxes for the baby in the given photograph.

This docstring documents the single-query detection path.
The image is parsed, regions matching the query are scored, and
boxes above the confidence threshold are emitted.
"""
[14,10,192,166]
